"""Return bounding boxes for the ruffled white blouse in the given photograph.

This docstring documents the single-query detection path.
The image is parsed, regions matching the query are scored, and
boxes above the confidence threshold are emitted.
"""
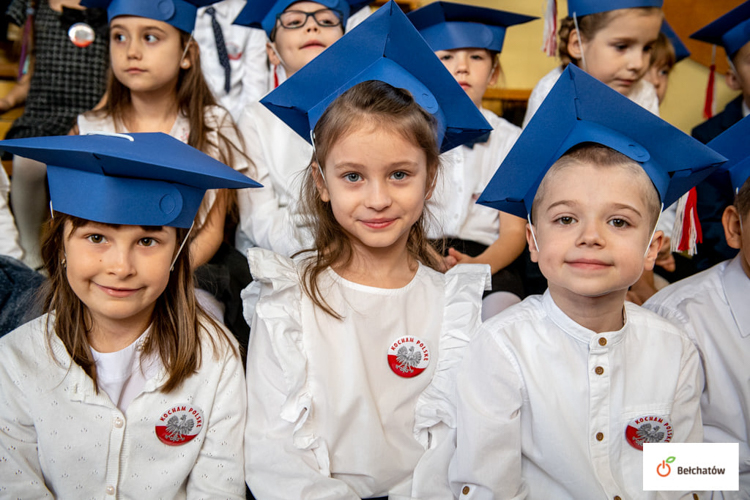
[242,248,489,499]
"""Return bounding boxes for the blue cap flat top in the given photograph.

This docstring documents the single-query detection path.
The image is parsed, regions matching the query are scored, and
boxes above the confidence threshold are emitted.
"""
[258,0,491,154]
[407,1,535,53]
[708,115,750,194]
[662,20,690,63]
[81,0,222,33]
[0,133,261,228]
[690,0,750,59]
[477,65,726,218]
[567,0,662,18]
[233,0,356,36]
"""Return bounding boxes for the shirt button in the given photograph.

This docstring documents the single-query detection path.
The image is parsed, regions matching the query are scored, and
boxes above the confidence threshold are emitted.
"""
[596,432,604,441]
[614,496,622,500]
[598,337,608,346]
[114,417,124,428]
[692,495,699,500]
[595,366,604,375]
[106,485,115,495]
[462,486,471,495]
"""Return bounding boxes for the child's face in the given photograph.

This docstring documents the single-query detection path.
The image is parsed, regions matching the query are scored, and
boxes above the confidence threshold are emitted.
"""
[727,41,750,108]
[435,48,498,108]
[64,221,177,334]
[571,9,662,96]
[722,204,750,279]
[109,16,186,96]
[529,161,660,304]
[315,124,433,257]
[644,60,670,104]
[267,1,344,77]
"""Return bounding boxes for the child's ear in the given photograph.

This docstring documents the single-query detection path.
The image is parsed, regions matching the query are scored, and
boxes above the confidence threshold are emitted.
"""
[424,165,438,201]
[267,42,281,67]
[567,28,584,61]
[722,205,743,249]
[312,162,330,202]
[726,66,743,91]
[526,222,540,263]
[643,229,664,271]
[488,60,502,87]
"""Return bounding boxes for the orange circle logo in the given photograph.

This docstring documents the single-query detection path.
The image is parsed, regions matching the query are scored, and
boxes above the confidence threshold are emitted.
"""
[656,460,671,477]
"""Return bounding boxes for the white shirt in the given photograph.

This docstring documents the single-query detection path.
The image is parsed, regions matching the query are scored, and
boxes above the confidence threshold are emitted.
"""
[523,66,660,129]
[235,100,314,256]
[450,291,703,500]
[0,314,247,499]
[242,248,489,499]
[646,256,750,499]
[77,106,251,229]
[427,108,521,246]
[0,165,22,259]
[195,0,270,120]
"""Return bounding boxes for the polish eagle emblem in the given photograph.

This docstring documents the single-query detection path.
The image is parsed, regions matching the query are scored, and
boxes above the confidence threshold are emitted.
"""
[634,423,665,446]
[396,345,422,373]
[165,414,194,442]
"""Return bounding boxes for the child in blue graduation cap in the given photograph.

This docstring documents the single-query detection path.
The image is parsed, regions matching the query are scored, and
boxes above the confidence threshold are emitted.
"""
[77,0,251,271]
[690,1,750,272]
[0,133,260,498]
[646,116,750,498]
[408,1,535,318]
[242,3,492,498]
[523,0,663,128]
[233,0,359,257]
[450,65,725,499]
[644,21,690,106]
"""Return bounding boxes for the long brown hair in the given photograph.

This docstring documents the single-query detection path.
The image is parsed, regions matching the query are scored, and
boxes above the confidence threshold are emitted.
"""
[297,80,443,318]
[40,214,235,393]
[557,8,661,67]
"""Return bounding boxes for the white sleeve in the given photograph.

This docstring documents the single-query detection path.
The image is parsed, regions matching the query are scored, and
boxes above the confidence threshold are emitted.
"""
[0,167,22,259]
[243,279,361,499]
[449,330,528,500]
[186,332,247,499]
[235,107,308,256]
[0,334,53,497]
[238,28,270,110]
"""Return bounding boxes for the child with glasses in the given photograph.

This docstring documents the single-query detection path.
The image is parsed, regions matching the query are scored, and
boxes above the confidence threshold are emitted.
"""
[233,0,355,257]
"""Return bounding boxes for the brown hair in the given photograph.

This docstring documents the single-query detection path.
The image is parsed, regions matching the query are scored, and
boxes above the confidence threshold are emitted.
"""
[40,214,236,393]
[297,80,442,318]
[532,143,661,231]
[557,8,662,67]
[736,177,750,221]
[91,30,251,224]
[650,31,676,72]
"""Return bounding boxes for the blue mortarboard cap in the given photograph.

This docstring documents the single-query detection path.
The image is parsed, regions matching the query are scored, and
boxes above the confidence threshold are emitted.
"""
[233,0,356,37]
[707,115,750,194]
[259,1,491,153]
[567,0,662,18]
[407,1,535,53]
[0,133,261,228]
[662,20,690,63]
[690,0,750,59]
[478,65,726,218]
[80,0,221,33]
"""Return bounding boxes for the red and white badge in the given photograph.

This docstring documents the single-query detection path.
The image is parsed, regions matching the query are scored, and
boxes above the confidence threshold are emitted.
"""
[68,22,95,48]
[387,336,430,378]
[155,404,204,446]
[624,415,673,451]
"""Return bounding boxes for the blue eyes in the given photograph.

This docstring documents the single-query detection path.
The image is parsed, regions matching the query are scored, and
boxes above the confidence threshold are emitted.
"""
[345,173,361,182]
[342,172,408,182]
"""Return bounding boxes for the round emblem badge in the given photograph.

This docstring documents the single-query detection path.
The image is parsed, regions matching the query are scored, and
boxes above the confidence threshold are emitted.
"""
[155,404,204,446]
[387,336,430,378]
[226,42,243,61]
[624,415,673,451]
[68,22,95,48]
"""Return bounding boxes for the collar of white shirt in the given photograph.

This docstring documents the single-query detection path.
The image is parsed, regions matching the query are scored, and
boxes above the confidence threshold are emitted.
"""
[541,290,627,346]
[722,254,750,338]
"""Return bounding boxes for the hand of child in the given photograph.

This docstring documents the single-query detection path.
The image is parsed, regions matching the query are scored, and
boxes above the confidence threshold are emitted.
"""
[655,236,676,272]
[626,270,658,305]
[447,247,476,268]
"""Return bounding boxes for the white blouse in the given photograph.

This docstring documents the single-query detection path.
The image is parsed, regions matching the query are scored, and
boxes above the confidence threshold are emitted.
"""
[242,248,489,499]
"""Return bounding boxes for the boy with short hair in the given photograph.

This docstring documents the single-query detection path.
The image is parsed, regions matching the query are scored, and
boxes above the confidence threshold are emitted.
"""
[449,64,726,499]
[691,1,750,270]
[646,116,750,499]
